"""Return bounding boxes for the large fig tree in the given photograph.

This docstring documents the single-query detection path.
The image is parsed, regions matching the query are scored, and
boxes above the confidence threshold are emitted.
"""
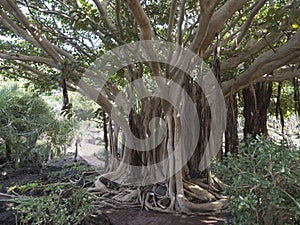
[0,0,299,212]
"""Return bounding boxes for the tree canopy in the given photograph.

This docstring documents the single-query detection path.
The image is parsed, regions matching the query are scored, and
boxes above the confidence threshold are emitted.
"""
[0,0,299,95]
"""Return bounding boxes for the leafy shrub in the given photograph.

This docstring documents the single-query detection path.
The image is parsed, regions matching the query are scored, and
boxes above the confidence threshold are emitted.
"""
[214,136,300,225]
[16,188,95,225]
[0,83,74,166]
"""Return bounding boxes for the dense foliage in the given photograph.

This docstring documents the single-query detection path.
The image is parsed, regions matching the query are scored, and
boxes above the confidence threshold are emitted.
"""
[214,136,300,225]
[0,82,73,166]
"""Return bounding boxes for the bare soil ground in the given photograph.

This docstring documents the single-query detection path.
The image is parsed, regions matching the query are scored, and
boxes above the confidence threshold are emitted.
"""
[104,208,226,225]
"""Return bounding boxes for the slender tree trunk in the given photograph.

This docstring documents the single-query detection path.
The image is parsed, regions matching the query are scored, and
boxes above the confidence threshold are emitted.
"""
[5,138,12,162]
[102,110,109,168]
[225,94,238,156]
[108,118,119,171]
[74,139,78,162]
[293,77,300,117]
[276,82,285,133]
[15,147,19,170]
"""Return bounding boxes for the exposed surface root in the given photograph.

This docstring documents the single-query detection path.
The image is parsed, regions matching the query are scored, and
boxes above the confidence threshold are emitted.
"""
[90,173,228,214]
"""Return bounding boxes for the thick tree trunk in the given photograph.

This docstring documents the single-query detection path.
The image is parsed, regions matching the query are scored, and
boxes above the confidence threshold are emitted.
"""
[128,110,144,167]
[243,82,273,137]
[91,41,226,212]
[94,75,226,213]
[188,86,210,178]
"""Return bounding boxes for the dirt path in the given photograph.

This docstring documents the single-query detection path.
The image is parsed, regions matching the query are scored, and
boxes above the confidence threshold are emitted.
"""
[69,121,106,167]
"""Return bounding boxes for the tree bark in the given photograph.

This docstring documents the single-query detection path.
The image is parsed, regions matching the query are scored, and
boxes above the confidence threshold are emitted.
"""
[243,82,273,137]
[102,111,109,168]
[5,138,12,162]
[225,94,238,156]
[293,78,300,117]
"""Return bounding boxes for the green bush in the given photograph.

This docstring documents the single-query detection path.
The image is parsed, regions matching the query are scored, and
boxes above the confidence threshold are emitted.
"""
[16,188,95,225]
[0,83,74,165]
[214,136,300,225]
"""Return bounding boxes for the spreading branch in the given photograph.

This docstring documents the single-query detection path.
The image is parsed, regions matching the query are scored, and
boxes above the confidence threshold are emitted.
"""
[0,52,56,67]
[200,0,250,52]
[257,67,300,82]
[0,0,63,65]
[222,30,300,96]
[221,32,283,72]
[126,0,161,77]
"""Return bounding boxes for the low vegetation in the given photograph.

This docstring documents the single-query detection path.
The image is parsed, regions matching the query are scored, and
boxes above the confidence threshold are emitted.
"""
[16,188,95,225]
[0,160,106,225]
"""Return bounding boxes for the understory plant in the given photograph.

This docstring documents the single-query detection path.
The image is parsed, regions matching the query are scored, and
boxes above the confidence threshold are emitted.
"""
[16,188,95,225]
[214,136,300,225]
